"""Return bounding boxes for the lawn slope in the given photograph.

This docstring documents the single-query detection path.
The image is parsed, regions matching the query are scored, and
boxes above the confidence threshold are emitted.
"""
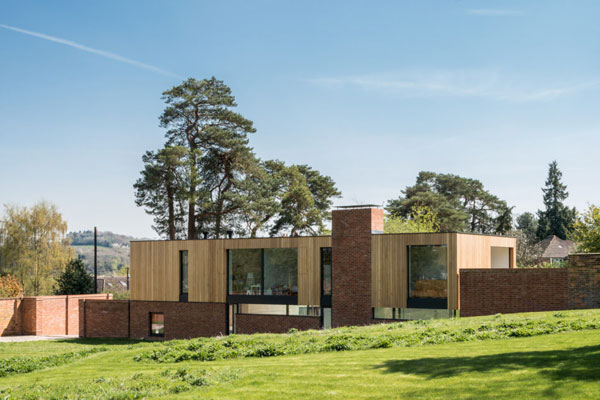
[1,310,599,399]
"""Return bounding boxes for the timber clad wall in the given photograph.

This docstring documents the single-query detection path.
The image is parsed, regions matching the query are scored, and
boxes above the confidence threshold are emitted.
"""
[131,236,331,306]
[235,314,321,334]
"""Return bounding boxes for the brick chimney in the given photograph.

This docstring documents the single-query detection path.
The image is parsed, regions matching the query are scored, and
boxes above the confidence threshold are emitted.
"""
[331,207,384,327]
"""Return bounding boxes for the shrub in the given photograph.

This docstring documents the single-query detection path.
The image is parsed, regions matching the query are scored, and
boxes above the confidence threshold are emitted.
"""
[0,274,23,298]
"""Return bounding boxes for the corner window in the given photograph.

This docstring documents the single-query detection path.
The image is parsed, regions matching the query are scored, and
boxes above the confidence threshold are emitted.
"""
[149,312,164,337]
[180,250,188,301]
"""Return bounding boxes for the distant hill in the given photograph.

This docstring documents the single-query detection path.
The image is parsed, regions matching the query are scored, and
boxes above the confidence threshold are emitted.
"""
[68,230,143,277]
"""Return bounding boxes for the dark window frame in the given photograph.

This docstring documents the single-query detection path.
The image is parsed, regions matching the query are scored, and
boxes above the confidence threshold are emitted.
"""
[226,248,299,301]
[179,250,188,302]
[320,247,332,307]
[406,244,448,309]
[149,312,165,337]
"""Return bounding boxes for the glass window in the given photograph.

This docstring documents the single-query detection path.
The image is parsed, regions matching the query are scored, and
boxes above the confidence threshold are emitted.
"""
[149,312,164,336]
[238,304,287,315]
[408,245,448,300]
[180,250,188,295]
[264,248,298,296]
[228,249,262,295]
[321,248,332,296]
[288,305,321,317]
[373,307,457,320]
[322,308,332,329]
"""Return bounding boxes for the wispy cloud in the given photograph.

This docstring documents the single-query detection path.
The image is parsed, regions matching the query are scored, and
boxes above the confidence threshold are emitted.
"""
[309,70,600,102]
[466,9,524,16]
[0,24,181,78]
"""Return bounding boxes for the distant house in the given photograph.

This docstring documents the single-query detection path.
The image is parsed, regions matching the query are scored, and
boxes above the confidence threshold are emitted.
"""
[538,235,576,264]
[96,276,129,293]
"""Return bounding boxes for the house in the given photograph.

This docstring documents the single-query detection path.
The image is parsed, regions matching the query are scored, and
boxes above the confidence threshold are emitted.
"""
[112,206,516,340]
[538,235,576,264]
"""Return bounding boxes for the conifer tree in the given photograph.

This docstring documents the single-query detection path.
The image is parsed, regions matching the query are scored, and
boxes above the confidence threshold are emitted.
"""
[536,161,576,240]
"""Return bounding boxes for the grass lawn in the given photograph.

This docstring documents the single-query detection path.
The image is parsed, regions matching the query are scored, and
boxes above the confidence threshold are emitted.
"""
[1,310,600,399]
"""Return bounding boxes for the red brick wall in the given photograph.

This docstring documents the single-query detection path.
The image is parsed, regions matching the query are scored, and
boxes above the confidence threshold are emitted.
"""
[568,254,600,309]
[235,314,321,334]
[0,299,22,336]
[129,301,227,340]
[331,208,383,327]
[0,294,110,336]
[459,268,569,317]
[80,299,130,338]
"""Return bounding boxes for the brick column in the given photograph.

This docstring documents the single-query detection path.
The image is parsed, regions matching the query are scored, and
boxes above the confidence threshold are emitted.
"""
[331,207,383,327]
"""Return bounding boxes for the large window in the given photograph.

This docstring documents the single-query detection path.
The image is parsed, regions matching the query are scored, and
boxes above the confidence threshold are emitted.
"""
[228,249,262,295]
[373,307,457,320]
[228,248,298,296]
[149,312,164,337]
[180,250,188,302]
[264,248,298,296]
[321,247,332,296]
[237,304,320,317]
[408,245,448,306]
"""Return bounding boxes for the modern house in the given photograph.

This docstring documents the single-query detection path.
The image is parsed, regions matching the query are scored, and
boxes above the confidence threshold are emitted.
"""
[120,206,516,339]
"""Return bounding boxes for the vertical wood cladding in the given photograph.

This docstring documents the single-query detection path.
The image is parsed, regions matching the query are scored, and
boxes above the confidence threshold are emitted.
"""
[131,236,331,305]
[371,233,516,310]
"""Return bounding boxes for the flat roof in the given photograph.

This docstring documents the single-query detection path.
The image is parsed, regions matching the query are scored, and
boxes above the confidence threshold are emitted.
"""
[131,231,516,243]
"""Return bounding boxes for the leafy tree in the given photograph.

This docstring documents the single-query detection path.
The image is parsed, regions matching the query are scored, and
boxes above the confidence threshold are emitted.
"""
[0,275,23,298]
[54,257,95,295]
[570,204,600,253]
[509,229,542,267]
[0,202,73,295]
[385,204,441,233]
[160,77,256,239]
[386,172,513,234]
[515,212,538,244]
[134,145,188,239]
[536,161,576,240]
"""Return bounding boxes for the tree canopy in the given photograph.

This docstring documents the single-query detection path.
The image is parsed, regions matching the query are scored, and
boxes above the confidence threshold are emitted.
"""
[385,204,441,234]
[135,78,341,239]
[386,172,512,234]
[570,204,600,253]
[0,202,73,295]
[536,161,576,240]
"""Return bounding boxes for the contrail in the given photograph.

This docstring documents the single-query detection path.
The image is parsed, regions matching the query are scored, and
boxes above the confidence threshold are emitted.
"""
[0,23,182,78]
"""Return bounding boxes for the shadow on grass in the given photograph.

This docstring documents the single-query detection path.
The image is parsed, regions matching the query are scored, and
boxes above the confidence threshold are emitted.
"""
[373,344,600,382]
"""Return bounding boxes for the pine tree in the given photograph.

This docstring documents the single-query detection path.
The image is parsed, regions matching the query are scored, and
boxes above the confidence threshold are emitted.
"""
[536,161,576,240]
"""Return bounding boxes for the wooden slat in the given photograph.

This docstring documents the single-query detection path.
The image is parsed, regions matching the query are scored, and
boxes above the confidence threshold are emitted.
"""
[130,236,331,305]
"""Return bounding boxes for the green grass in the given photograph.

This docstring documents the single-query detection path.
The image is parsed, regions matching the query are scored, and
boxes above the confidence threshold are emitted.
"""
[1,310,600,399]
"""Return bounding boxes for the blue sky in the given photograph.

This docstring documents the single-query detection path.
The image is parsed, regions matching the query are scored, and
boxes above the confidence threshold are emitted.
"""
[1,1,599,238]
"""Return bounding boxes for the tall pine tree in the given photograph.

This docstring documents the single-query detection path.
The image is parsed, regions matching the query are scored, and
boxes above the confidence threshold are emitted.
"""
[536,161,576,240]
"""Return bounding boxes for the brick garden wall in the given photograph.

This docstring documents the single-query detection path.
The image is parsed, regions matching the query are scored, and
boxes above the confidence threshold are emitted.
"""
[79,299,130,338]
[0,299,21,336]
[235,314,321,334]
[459,269,569,317]
[331,208,383,328]
[79,300,227,340]
[568,254,600,309]
[0,294,111,336]
[460,253,600,317]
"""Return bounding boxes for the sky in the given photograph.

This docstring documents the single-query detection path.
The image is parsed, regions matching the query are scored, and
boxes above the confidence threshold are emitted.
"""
[1,1,600,238]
